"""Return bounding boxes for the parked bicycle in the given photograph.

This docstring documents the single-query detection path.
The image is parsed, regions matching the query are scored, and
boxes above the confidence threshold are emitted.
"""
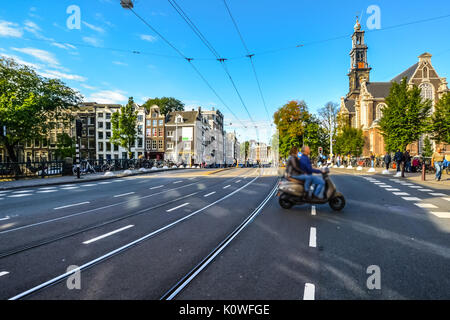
[72,160,96,175]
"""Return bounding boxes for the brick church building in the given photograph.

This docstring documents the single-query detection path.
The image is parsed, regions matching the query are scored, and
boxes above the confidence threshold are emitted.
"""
[339,19,449,157]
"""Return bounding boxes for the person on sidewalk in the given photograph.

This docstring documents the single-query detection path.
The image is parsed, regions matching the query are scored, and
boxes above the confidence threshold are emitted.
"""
[384,152,391,171]
[431,148,445,181]
[404,150,412,173]
[394,150,403,173]
[299,146,325,200]
[370,153,375,168]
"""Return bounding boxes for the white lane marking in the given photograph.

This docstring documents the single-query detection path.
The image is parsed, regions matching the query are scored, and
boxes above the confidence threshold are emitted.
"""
[173,181,183,184]
[373,183,385,185]
[418,189,432,192]
[400,183,413,186]
[442,198,450,202]
[402,197,422,201]
[408,186,423,189]
[235,180,241,183]
[386,188,400,191]
[113,192,135,198]
[82,184,97,187]
[223,185,231,189]
[7,194,32,198]
[415,203,438,209]
[37,190,58,194]
[309,227,317,248]
[150,185,164,190]
[0,271,10,277]
[430,212,450,218]
[204,192,216,197]
[83,225,134,245]
[303,283,315,300]
[113,180,125,182]
[0,216,10,221]
[378,185,392,188]
[38,187,56,190]
[60,184,75,187]
[311,206,316,216]
[166,202,189,212]
[54,202,90,210]
[393,192,410,196]
[61,187,79,190]
[98,182,112,184]
[429,193,447,197]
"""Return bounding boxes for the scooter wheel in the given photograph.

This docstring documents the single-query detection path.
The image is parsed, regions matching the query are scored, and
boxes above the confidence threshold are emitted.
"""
[279,195,294,209]
[329,193,346,211]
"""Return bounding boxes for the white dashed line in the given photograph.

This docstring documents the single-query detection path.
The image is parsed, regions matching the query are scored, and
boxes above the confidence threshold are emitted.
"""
[150,185,164,190]
[204,192,216,197]
[311,206,316,216]
[7,194,32,198]
[303,283,315,300]
[386,188,400,191]
[166,202,189,212]
[309,227,317,248]
[402,197,422,201]
[393,192,410,196]
[235,180,241,183]
[418,189,432,192]
[54,202,90,210]
[400,183,413,186]
[0,216,10,221]
[38,187,56,190]
[82,184,97,187]
[429,193,447,197]
[98,182,112,184]
[113,192,135,198]
[223,185,231,189]
[430,212,450,218]
[415,203,438,209]
[408,186,422,189]
[378,185,393,188]
[173,181,183,184]
[442,198,450,202]
[12,190,33,194]
[61,187,79,190]
[0,271,9,277]
[37,190,56,193]
[83,225,134,245]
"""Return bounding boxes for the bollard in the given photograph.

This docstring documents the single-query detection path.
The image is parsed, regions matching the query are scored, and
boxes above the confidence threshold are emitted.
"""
[422,163,426,181]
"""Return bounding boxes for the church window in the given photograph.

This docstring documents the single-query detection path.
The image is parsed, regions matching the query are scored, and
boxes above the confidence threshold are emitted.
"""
[419,83,433,103]
[376,103,386,120]
[423,67,428,79]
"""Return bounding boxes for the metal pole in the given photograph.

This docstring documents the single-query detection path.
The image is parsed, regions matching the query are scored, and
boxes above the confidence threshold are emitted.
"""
[76,138,80,179]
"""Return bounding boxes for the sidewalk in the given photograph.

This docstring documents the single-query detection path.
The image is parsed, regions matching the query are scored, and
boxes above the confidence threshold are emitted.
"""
[331,167,450,190]
[0,167,190,191]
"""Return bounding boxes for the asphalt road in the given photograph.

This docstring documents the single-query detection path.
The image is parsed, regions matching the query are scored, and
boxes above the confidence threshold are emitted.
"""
[0,168,449,300]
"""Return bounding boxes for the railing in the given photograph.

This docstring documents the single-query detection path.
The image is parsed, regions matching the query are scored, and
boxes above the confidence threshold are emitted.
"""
[0,161,64,179]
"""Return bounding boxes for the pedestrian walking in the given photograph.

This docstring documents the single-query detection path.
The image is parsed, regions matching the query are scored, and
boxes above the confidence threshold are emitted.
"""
[370,153,375,168]
[394,149,403,173]
[384,152,391,171]
[431,148,445,181]
[404,150,412,173]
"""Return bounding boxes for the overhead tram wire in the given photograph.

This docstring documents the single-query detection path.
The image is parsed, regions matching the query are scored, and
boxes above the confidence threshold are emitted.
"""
[222,0,272,127]
[167,0,260,141]
[127,6,247,129]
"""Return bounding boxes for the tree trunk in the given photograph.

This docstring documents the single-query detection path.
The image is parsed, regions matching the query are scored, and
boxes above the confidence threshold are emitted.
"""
[5,142,22,178]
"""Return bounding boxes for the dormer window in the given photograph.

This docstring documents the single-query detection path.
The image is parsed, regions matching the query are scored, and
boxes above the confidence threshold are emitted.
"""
[176,115,183,123]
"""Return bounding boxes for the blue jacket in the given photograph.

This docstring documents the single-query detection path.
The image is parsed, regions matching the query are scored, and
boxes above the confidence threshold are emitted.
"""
[299,154,322,175]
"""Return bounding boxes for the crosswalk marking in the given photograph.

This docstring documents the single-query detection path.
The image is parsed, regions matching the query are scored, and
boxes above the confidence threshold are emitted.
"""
[430,212,450,218]
[415,203,438,209]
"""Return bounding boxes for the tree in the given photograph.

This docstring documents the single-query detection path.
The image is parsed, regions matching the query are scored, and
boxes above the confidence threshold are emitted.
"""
[378,78,432,152]
[303,115,328,158]
[0,58,81,164]
[429,92,450,144]
[334,125,365,157]
[273,100,312,158]
[240,141,250,162]
[422,136,433,158]
[318,101,339,154]
[142,97,184,116]
[110,97,138,159]
[55,133,76,159]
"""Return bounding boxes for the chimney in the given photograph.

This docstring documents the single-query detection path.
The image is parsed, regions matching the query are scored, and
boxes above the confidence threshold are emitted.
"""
[198,106,201,113]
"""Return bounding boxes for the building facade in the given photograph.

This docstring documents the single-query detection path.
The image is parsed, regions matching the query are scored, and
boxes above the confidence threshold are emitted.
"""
[339,19,449,156]
[145,105,166,160]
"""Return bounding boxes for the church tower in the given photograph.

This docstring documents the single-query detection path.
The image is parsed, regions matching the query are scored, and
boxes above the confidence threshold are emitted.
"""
[347,19,371,99]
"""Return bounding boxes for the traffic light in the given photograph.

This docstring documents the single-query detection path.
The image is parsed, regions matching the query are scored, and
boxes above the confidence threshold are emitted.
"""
[76,119,82,138]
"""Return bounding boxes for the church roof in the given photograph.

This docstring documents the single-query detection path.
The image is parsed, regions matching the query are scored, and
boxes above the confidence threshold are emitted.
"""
[366,82,392,98]
[344,99,355,113]
[391,63,419,83]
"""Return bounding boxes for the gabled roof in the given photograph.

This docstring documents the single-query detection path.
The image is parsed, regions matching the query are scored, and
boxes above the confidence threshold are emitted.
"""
[366,82,392,98]
[391,63,419,83]
[166,111,199,125]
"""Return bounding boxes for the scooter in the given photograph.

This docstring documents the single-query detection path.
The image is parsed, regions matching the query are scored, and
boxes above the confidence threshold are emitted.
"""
[277,168,346,211]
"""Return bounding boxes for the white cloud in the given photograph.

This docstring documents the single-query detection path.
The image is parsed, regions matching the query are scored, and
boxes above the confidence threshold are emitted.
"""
[38,69,87,82]
[113,61,128,66]
[0,20,23,38]
[11,47,59,66]
[82,36,103,47]
[87,90,128,104]
[24,20,41,32]
[81,84,97,90]
[51,42,77,51]
[140,34,157,42]
[82,21,105,33]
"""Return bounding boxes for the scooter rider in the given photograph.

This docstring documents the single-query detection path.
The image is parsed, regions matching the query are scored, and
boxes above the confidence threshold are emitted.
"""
[286,146,313,199]
[299,146,326,200]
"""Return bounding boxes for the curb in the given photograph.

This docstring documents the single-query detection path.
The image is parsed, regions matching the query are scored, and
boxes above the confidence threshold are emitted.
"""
[0,167,196,191]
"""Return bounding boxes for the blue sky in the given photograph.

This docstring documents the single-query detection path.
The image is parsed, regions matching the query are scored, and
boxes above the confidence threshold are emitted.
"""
[1,0,449,143]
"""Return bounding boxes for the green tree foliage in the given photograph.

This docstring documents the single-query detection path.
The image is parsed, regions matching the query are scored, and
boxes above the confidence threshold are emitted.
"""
[0,58,81,162]
[422,136,434,158]
[142,97,184,115]
[334,125,365,156]
[303,115,328,158]
[110,97,138,159]
[55,133,76,160]
[240,141,250,161]
[379,78,432,152]
[429,92,450,144]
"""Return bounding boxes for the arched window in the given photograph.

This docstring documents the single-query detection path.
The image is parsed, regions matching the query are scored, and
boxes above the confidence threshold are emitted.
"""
[419,83,434,103]
[375,103,386,120]
[423,67,428,79]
